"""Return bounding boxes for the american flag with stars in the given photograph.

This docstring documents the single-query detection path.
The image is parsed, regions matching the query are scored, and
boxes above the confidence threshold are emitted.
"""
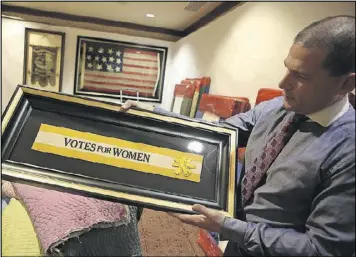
[80,39,161,97]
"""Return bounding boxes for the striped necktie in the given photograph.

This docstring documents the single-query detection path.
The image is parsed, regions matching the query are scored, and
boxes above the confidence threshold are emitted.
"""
[241,113,307,206]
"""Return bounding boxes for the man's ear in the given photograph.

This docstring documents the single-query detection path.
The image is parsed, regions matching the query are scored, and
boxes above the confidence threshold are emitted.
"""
[339,73,356,94]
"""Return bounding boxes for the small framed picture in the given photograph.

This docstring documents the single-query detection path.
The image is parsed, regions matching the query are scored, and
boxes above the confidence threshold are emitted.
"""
[74,36,168,103]
[23,28,65,92]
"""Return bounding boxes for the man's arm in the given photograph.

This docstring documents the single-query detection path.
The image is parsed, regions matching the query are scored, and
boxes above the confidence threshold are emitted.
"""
[153,100,272,148]
[221,160,356,256]
[122,99,273,140]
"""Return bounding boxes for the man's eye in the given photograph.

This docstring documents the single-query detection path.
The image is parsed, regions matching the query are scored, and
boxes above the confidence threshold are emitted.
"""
[296,73,308,79]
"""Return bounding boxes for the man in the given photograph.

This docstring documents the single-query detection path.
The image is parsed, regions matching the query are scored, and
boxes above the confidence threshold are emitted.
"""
[122,15,355,256]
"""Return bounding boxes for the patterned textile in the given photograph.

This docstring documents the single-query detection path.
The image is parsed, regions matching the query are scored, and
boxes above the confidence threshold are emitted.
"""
[51,206,142,257]
[170,83,196,116]
[241,113,307,206]
[12,182,130,254]
[2,198,42,256]
[80,39,161,98]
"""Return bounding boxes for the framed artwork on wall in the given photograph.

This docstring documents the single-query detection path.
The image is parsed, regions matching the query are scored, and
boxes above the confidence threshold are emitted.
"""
[73,36,168,103]
[23,28,65,92]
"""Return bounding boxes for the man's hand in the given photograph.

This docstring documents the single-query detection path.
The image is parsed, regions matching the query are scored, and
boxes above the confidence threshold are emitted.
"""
[120,100,155,112]
[120,100,138,111]
[168,204,226,233]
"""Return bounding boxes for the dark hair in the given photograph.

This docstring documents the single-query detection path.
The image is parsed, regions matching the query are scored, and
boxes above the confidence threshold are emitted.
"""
[294,15,355,77]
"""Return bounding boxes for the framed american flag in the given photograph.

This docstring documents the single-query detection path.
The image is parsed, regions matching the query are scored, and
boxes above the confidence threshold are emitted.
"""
[74,36,168,103]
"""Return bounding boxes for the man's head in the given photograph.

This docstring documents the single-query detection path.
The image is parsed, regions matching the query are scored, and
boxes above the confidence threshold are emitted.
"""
[278,15,355,114]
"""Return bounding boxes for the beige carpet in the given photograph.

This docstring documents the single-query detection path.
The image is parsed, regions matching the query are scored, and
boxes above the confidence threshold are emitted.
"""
[138,209,205,256]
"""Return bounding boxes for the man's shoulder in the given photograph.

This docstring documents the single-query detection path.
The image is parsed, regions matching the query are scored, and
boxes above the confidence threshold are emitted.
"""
[334,106,355,139]
[255,96,284,108]
[254,96,286,117]
[321,106,355,167]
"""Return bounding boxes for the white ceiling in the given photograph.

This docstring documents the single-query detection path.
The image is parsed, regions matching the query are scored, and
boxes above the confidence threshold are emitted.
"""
[3,1,223,31]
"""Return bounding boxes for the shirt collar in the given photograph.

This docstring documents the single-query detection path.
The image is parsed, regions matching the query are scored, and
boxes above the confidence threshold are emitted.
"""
[307,95,350,127]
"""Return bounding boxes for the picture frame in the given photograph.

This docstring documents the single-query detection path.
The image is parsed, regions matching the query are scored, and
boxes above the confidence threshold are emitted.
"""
[23,28,65,93]
[73,36,168,103]
[2,86,237,216]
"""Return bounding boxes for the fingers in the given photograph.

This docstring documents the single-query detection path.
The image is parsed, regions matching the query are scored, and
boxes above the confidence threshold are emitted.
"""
[176,214,205,226]
[167,212,180,218]
[167,209,222,231]
[120,100,135,112]
[120,104,130,112]
[120,101,155,112]
[192,204,215,219]
[167,211,205,225]
[192,204,225,225]
[168,205,214,221]
[167,212,196,220]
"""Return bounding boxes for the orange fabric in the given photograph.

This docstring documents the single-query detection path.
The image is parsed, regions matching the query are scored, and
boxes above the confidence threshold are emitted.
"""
[204,77,211,86]
[227,96,251,113]
[198,94,251,119]
[173,84,196,98]
[180,77,211,95]
[181,80,195,85]
[181,80,202,93]
[255,88,283,105]
[184,77,211,87]
[180,77,212,118]
[197,229,223,257]
[237,148,246,162]
[198,94,238,118]
[229,96,250,103]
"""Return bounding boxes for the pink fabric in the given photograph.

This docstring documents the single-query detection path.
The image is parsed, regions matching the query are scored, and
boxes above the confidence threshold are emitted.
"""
[12,182,130,253]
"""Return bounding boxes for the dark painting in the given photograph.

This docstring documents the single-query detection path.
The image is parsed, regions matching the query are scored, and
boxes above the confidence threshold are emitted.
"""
[31,46,58,88]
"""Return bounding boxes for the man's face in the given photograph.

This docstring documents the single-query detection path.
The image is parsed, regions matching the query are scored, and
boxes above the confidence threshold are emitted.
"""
[278,43,345,114]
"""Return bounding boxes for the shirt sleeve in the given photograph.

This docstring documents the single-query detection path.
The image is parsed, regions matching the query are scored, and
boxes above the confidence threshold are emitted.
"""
[221,100,270,147]
[153,106,190,119]
[220,159,356,256]
[153,100,272,147]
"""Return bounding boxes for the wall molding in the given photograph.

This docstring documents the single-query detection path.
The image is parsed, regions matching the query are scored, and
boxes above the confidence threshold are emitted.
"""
[185,2,244,34]
[1,2,244,41]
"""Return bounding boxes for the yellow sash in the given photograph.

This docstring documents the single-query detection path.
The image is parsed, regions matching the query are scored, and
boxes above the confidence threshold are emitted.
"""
[31,124,204,182]
[2,199,42,256]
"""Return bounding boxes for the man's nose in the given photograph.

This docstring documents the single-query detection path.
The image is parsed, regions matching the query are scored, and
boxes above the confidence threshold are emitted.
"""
[278,71,293,90]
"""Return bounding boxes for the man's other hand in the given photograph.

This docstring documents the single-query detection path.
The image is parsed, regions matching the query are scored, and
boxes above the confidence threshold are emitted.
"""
[168,204,226,233]
[120,100,155,112]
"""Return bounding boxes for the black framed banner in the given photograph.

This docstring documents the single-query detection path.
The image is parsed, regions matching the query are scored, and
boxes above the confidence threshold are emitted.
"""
[23,28,65,92]
[2,86,237,216]
[73,36,168,103]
